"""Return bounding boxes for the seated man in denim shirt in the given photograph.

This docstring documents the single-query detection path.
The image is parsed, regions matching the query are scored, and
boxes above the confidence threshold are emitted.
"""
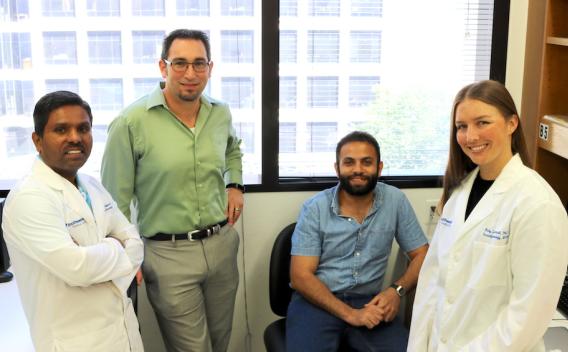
[287,131,429,352]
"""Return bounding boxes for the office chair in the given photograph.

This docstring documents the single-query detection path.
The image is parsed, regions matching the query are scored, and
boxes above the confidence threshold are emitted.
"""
[264,223,296,352]
[0,199,14,283]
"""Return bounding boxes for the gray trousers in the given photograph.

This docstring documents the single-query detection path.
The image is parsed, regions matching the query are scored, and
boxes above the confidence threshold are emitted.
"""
[142,225,240,352]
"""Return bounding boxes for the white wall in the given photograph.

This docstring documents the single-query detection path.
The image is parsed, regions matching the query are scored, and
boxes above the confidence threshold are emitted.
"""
[138,2,531,351]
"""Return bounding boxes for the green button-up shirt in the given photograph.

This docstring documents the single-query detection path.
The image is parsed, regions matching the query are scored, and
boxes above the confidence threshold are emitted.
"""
[101,83,243,237]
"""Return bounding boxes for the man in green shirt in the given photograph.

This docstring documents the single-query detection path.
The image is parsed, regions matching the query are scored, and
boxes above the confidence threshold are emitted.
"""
[101,29,244,352]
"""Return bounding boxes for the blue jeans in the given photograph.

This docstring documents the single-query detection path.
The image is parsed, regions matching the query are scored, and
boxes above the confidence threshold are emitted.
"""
[286,292,409,352]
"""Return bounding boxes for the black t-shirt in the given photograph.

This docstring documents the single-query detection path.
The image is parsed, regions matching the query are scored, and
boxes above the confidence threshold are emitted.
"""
[465,173,494,220]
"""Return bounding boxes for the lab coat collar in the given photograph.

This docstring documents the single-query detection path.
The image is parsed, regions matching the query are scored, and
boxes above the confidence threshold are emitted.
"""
[454,154,524,236]
[32,158,96,225]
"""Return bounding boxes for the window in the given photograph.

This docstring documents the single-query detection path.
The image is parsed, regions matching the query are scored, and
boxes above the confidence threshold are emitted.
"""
[221,31,254,63]
[43,32,77,65]
[280,0,297,17]
[350,31,381,63]
[87,0,120,16]
[307,77,338,108]
[88,31,122,64]
[0,33,31,69]
[0,80,33,116]
[45,79,79,94]
[132,0,164,16]
[221,77,254,109]
[280,77,297,109]
[351,0,382,17]
[133,78,160,99]
[42,0,75,17]
[279,122,296,153]
[5,127,35,157]
[308,31,339,63]
[132,31,164,64]
[309,0,339,16]
[0,0,508,193]
[221,0,253,16]
[306,122,337,152]
[280,31,297,63]
[0,0,30,21]
[234,122,254,153]
[89,79,123,111]
[349,76,380,107]
[177,0,209,16]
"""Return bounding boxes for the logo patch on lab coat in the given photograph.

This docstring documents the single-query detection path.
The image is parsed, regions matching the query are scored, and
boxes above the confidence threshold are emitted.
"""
[482,228,509,241]
[440,217,453,227]
[104,203,113,211]
[66,218,86,227]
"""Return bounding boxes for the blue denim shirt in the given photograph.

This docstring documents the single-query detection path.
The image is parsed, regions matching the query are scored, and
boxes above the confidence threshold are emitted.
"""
[291,183,427,295]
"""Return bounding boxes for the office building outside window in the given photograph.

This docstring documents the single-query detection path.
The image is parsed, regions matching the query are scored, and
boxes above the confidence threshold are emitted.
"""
[221,30,254,63]
[279,122,296,153]
[349,77,380,107]
[280,77,297,109]
[234,122,254,154]
[309,0,340,16]
[307,122,337,153]
[350,31,381,63]
[221,0,253,16]
[280,31,297,63]
[222,77,254,109]
[132,0,164,16]
[43,32,77,65]
[177,0,209,16]
[307,31,339,63]
[87,0,120,16]
[132,31,164,64]
[0,0,30,20]
[308,77,338,108]
[351,0,383,17]
[133,78,160,100]
[45,79,79,94]
[0,32,31,69]
[88,31,122,64]
[42,0,75,17]
[280,0,297,17]
[89,79,123,111]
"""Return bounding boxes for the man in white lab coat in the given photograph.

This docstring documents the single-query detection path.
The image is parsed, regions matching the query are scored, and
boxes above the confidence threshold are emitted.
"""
[2,91,144,352]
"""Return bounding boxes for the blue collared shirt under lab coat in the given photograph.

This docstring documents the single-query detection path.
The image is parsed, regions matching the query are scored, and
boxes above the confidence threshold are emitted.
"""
[291,182,428,295]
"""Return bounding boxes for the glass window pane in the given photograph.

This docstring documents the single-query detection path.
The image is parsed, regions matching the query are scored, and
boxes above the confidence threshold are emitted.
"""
[234,122,254,153]
[132,31,164,63]
[351,0,382,17]
[309,0,339,16]
[43,32,77,64]
[89,78,123,111]
[221,77,254,109]
[87,0,120,16]
[221,0,253,16]
[280,0,297,17]
[0,0,30,21]
[133,78,160,99]
[308,30,339,63]
[221,30,254,63]
[307,77,338,108]
[306,122,337,152]
[349,76,380,107]
[45,79,79,94]
[0,80,34,116]
[177,0,209,16]
[279,122,296,153]
[42,0,75,17]
[1,33,32,69]
[132,0,164,16]
[280,31,297,63]
[88,31,122,64]
[350,31,381,63]
[280,76,297,109]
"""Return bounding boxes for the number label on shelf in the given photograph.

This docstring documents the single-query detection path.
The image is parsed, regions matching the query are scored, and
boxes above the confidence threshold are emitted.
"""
[539,123,549,141]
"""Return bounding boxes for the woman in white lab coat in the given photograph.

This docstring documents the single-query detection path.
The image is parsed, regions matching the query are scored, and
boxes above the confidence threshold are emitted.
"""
[408,80,568,351]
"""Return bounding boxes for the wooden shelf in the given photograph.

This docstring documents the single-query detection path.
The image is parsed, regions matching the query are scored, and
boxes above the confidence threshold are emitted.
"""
[547,36,568,46]
[538,115,568,160]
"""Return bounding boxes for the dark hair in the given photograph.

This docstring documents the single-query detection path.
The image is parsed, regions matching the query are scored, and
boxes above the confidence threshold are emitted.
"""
[33,91,93,137]
[336,131,381,165]
[440,80,530,208]
[161,29,211,62]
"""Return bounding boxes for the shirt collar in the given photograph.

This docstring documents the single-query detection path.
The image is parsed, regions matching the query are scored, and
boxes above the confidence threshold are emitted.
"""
[330,182,382,217]
[145,82,213,112]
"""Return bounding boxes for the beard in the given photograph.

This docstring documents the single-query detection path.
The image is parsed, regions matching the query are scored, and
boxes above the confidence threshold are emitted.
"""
[178,91,200,102]
[338,172,379,196]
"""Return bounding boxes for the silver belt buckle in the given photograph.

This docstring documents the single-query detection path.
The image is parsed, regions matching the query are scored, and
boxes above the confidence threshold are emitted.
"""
[187,229,201,241]
[212,224,221,234]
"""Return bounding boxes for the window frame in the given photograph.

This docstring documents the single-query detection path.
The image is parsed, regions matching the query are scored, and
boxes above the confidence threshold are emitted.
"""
[0,0,510,197]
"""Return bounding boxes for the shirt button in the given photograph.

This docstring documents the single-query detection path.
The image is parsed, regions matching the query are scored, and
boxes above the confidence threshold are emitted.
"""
[447,296,454,304]
[354,271,358,276]
[441,337,447,344]
[355,252,360,256]
[348,218,352,222]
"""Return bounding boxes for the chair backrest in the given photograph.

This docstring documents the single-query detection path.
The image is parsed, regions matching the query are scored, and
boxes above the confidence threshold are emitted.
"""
[268,223,296,317]
[0,200,11,273]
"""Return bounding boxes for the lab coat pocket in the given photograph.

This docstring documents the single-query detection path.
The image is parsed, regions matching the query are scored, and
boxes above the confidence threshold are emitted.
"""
[53,320,129,352]
[66,222,92,246]
[468,241,509,289]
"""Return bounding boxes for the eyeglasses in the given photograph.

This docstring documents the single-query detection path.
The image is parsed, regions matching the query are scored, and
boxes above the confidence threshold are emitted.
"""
[163,59,210,73]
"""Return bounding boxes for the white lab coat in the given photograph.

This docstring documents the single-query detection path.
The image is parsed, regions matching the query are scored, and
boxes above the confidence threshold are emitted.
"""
[408,154,568,352]
[2,159,144,352]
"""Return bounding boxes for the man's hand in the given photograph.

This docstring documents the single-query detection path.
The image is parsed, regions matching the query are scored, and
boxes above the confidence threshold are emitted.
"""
[366,288,401,322]
[136,269,143,286]
[346,305,385,329]
[225,187,244,225]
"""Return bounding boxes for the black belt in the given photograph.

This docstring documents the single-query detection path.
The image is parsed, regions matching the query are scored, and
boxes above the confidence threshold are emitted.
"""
[150,219,228,242]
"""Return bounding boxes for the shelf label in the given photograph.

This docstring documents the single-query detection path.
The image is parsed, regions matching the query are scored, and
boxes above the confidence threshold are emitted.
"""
[539,123,549,141]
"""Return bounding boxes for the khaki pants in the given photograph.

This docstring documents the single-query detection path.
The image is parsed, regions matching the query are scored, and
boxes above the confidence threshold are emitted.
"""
[142,225,240,352]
